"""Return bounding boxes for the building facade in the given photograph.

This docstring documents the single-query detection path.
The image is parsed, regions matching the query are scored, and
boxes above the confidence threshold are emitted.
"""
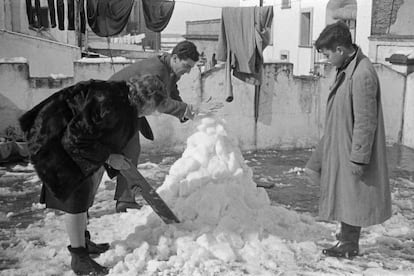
[239,0,373,75]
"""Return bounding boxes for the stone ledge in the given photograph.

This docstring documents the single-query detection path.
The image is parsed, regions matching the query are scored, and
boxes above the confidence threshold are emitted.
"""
[29,76,74,89]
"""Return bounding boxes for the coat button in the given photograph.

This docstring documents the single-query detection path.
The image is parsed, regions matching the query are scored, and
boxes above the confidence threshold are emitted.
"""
[355,144,361,150]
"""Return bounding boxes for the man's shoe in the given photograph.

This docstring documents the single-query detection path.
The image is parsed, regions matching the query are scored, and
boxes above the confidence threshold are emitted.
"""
[115,201,143,213]
[322,241,359,259]
[68,246,109,275]
[85,231,110,255]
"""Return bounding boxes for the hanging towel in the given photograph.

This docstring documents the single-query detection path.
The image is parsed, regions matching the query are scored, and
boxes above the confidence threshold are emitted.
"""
[142,0,175,32]
[217,6,273,102]
[87,0,134,37]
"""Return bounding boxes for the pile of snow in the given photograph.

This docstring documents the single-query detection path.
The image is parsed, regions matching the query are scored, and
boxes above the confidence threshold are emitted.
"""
[100,118,329,275]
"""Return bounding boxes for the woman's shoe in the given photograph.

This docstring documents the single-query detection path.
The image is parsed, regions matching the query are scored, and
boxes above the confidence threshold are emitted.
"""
[115,201,143,213]
[322,241,359,259]
[67,246,109,275]
[85,230,110,255]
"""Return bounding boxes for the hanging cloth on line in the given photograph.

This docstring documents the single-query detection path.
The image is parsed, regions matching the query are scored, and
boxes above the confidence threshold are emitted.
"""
[217,6,273,102]
[47,0,56,28]
[25,0,47,28]
[56,0,64,30]
[87,0,134,37]
[55,0,86,33]
[25,0,86,32]
[25,0,37,27]
[142,0,175,32]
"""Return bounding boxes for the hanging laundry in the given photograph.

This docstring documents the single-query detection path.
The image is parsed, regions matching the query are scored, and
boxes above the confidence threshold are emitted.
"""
[26,0,41,28]
[142,0,175,32]
[87,0,135,37]
[68,0,75,30]
[80,0,86,34]
[68,0,87,33]
[26,0,51,28]
[25,0,36,27]
[57,0,64,30]
[217,6,273,102]
[34,0,41,27]
[47,0,56,28]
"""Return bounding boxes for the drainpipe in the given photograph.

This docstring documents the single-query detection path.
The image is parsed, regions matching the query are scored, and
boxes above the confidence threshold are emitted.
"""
[74,0,81,49]
[254,0,263,149]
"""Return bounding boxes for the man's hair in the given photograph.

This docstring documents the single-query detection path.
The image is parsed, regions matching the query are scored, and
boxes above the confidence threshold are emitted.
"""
[314,21,353,52]
[127,75,166,106]
[172,40,200,62]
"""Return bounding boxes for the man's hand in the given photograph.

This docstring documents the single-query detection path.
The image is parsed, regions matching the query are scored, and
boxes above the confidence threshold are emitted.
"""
[106,154,131,170]
[350,162,365,177]
[197,96,224,116]
[183,97,224,120]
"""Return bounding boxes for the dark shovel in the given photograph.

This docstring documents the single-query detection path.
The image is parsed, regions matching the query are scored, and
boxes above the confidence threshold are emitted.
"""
[120,161,180,224]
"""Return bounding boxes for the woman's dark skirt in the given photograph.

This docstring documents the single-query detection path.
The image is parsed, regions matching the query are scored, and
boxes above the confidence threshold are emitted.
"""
[40,167,105,214]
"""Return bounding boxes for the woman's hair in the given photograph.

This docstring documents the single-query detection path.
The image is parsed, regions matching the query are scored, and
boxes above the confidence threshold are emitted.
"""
[315,21,353,52]
[127,75,166,107]
[172,40,200,62]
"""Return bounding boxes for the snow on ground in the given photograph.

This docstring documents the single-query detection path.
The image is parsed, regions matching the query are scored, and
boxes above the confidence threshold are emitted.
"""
[1,118,414,275]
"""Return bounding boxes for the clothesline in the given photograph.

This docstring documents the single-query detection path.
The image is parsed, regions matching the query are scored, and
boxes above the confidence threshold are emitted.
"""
[174,0,302,9]
[174,0,372,9]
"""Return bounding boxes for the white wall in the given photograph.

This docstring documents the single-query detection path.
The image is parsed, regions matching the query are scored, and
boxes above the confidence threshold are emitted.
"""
[0,30,81,77]
[0,0,4,30]
[0,62,31,110]
[403,73,414,148]
[355,0,372,55]
[0,0,12,30]
[373,64,406,143]
[74,60,134,83]
[257,64,320,148]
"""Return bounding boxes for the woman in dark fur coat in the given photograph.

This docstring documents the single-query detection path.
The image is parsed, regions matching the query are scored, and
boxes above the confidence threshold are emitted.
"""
[19,75,167,275]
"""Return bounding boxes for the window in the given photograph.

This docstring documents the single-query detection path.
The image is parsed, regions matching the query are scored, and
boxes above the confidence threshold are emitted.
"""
[280,50,289,61]
[281,0,291,9]
[299,8,313,47]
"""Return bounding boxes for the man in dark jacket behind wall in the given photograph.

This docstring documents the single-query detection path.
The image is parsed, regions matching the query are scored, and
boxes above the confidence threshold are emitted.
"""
[109,40,200,212]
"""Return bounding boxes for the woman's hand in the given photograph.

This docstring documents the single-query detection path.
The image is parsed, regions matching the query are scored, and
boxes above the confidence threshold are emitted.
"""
[106,154,131,170]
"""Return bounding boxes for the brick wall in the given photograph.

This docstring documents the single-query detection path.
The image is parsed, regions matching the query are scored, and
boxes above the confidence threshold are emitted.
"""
[371,0,404,35]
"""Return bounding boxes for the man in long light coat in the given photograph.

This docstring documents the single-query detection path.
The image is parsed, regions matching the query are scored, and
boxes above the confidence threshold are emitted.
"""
[305,21,391,258]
